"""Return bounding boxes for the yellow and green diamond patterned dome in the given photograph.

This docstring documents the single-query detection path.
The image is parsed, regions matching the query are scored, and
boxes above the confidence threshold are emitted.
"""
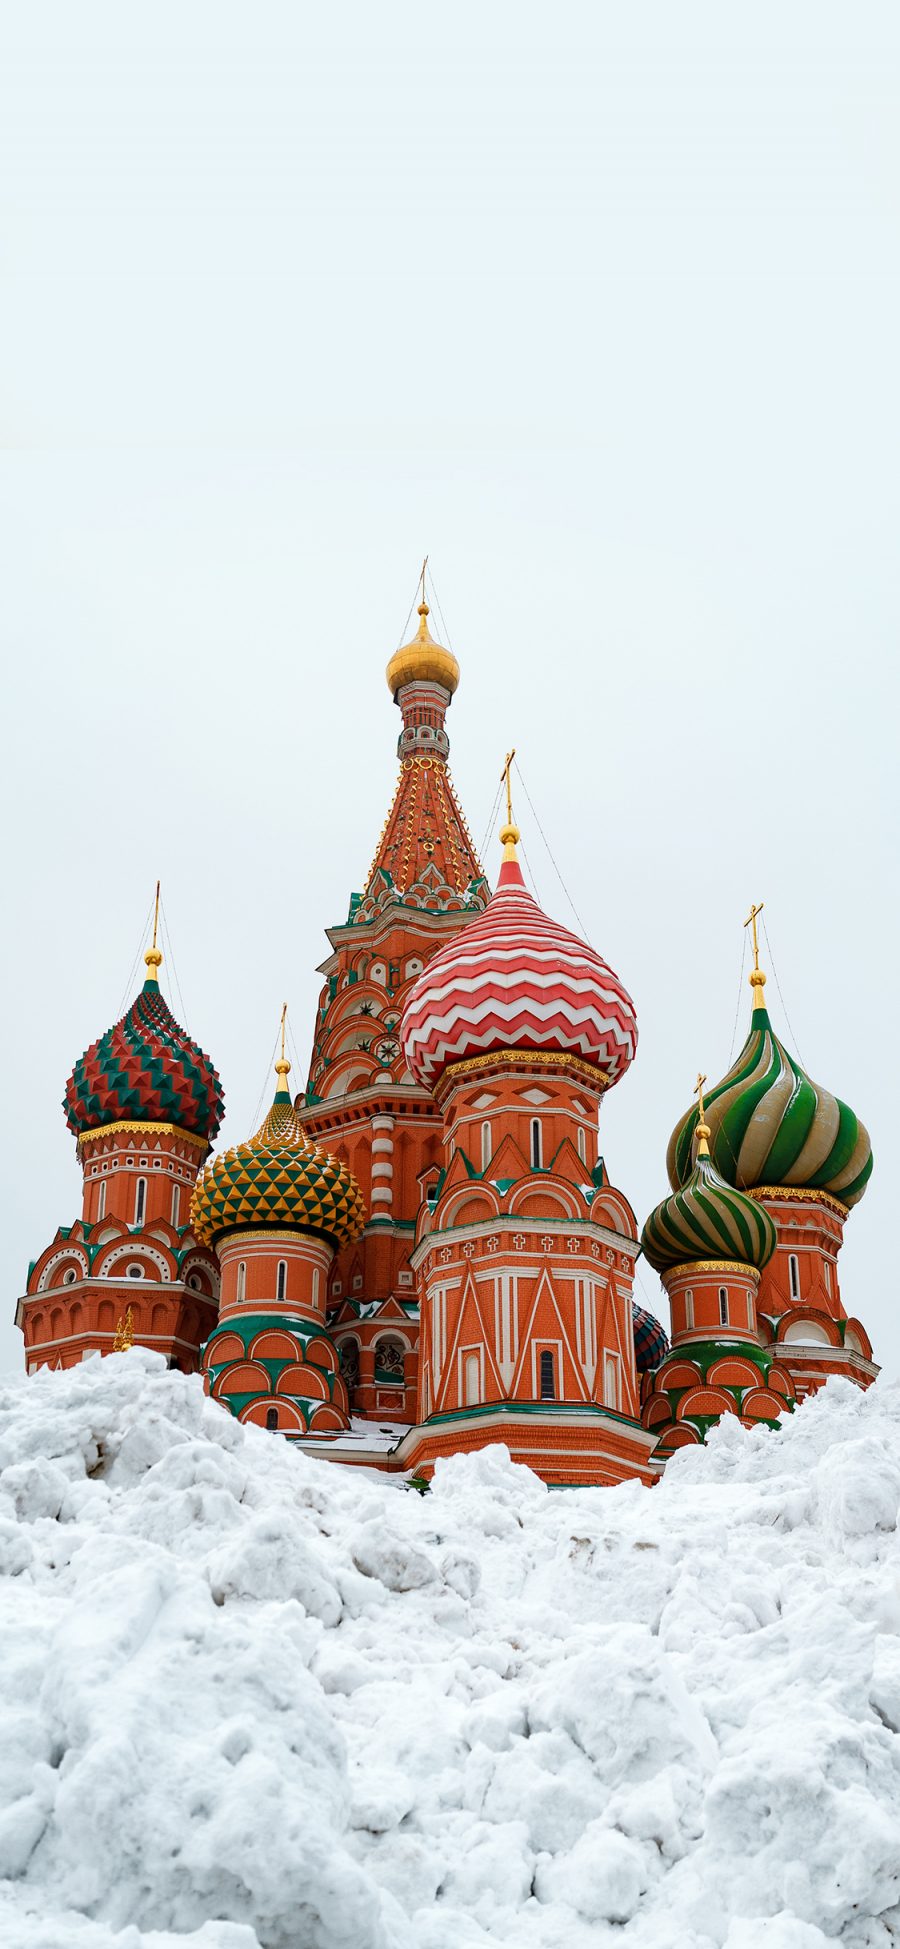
[191,1060,365,1249]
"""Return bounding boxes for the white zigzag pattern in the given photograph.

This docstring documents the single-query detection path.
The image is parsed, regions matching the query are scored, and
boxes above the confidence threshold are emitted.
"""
[401,881,638,1084]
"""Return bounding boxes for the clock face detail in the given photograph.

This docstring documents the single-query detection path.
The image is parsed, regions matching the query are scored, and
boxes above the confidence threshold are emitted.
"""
[375,1036,401,1066]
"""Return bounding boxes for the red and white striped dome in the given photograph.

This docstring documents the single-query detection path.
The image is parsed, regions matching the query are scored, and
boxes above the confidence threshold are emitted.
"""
[401,850,638,1090]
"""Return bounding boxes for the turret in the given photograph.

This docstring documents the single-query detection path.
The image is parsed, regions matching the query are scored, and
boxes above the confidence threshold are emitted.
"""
[192,1010,366,1437]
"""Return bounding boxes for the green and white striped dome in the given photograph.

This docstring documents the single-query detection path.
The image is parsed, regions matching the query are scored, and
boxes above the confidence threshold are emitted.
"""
[666,1000,872,1210]
[642,1145,776,1276]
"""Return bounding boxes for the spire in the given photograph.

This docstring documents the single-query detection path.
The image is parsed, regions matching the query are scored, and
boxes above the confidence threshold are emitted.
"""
[497,749,525,888]
[274,1003,292,1103]
[356,577,486,922]
[693,1071,710,1158]
[743,901,767,1014]
[144,881,163,987]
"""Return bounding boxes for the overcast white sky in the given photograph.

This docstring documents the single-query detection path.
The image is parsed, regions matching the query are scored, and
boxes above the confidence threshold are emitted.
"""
[0,2,896,1377]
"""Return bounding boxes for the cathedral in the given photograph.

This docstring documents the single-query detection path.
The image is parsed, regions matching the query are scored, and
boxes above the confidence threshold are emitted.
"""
[17,593,877,1485]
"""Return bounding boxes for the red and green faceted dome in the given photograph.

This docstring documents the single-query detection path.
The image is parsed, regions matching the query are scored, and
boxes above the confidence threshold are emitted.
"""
[191,1086,366,1250]
[64,965,224,1145]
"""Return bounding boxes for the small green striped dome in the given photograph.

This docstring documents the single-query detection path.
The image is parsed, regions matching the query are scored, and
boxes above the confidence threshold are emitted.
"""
[642,1148,776,1276]
[666,1005,872,1210]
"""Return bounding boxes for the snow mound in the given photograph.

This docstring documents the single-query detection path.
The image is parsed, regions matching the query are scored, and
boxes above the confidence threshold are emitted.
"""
[2,1353,900,1947]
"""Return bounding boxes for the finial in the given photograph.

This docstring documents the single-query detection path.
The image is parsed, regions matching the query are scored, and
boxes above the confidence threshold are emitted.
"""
[418,555,429,622]
[113,1305,135,1352]
[693,1071,711,1158]
[743,901,766,1011]
[144,881,163,983]
[499,749,520,860]
[274,1002,291,1093]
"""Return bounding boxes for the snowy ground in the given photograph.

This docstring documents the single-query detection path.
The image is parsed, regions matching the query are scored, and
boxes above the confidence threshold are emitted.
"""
[2,1356,900,1948]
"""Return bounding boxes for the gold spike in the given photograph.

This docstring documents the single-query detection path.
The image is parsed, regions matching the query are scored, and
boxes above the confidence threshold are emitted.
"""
[144,880,163,982]
[693,1071,711,1158]
[743,901,767,1010]
[499,749,520,860]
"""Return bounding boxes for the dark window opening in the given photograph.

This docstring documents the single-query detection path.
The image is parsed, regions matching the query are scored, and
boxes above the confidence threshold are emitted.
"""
[265,1407,278,1432]
[539,1350,555,1400]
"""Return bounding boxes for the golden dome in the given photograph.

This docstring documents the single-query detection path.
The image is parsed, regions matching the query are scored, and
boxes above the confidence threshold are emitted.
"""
[386,602,460,699]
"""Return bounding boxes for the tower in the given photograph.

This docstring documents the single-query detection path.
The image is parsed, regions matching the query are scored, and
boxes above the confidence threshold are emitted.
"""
[395,773,661,1486]
[640,1077,795,1451]
[665,913,876,1400]
[18,919,223,1371]
[298,588,488,1423]
[192,1026,366,1436]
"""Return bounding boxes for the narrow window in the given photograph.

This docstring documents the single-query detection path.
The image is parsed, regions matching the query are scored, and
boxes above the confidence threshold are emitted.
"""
[603,1353,619,1410]
[464,1351,480,1406]
[824,1260,832,1296]
[577,1126,587,1164]
[719,1287,729,1326]
[265,1407,278,1432]
[276,1260,287,1302]
[481,1121,492,1171]
[789,1254,800,1301]
[134,1177,146,1226]
[684,1288,694,1330]
[530,1119,542,1169]
[311,1267,320,1310]
[236,1261,246,1303]
[171,1186,180,1227]
[97,1180,107,1221]
[539,1350,555,1399]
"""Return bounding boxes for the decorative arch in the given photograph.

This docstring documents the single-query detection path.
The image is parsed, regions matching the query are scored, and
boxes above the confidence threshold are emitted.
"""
[213,1360,271,1397]
[441,1187,501,1228]
[204,1331,244,1365]
[508,1183,581,1221]
[777,1308,841,1347]
[276,1363,330,1400]
[249,1329,302,1363]
[240,1398,305,1431]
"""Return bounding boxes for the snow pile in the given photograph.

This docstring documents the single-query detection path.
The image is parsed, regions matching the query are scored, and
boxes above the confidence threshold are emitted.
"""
[2,1356,900,1948]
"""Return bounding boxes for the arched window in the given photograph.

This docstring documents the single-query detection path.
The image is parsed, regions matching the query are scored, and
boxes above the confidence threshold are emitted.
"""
[97,1180,107,1221]
[603,1353,619,1410]
[171,1186,180,1227]
[265,1407,278,1432]
[719,1288,729,1326]
[339,1338,360,1390]
[375,1337,405,1383]
[789,1254,801,1301]
[464,1351,480,1406]
[276,1260,287,1302]
[311,1266,320,1310]
[539,1350,555,1399]
[824,1260,833,1297]
[684,1289,694,1330]
[134,1177,147,1226]
[481,1121,492,1171]
[236,1261,246,1304]
[746,1292,755,1328]
[530,1120,543,1170]
[577,1127,587,1164]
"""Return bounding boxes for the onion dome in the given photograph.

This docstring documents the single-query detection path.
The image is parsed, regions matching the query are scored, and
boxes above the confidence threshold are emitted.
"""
[191,1045,365,1250]
[631,1301,670,1372]
[643,1115,777,1275]
[386,600,460,699]
[401,791,637,1090]
[64,944,223,1144]
[666,946,873,1210]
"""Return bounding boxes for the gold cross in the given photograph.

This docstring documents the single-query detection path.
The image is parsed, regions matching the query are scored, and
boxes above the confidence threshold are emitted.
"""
[694,1071,707,1123]
[501,749,517,827]
[152,880,161,953]
[743,901,764,973]
[280,1002,287,1066]
[419,555,428,607]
